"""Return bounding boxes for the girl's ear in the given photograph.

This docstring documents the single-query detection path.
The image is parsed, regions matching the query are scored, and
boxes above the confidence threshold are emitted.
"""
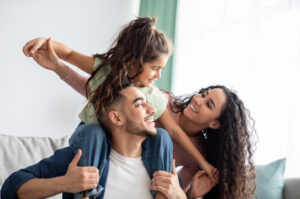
[208,120,221,130]
[108,111,125,126]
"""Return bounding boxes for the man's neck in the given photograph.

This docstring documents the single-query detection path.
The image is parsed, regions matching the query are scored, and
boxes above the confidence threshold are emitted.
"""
[111,130,145,158]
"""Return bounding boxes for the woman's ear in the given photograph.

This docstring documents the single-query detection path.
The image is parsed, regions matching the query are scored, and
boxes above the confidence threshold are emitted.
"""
[108,111,125,126]
[208,120,220,130]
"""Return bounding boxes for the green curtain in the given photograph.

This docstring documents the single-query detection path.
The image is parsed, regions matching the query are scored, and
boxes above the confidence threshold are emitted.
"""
[139,0,178,91]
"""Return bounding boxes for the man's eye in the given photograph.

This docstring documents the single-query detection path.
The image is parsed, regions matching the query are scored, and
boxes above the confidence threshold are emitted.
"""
[201,92,205,98]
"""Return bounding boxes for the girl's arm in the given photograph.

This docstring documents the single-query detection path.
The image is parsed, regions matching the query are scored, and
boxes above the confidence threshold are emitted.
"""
[62,67,89,98]
[23,37,95,74]
[30,38,90,98]
[158,109,217,183]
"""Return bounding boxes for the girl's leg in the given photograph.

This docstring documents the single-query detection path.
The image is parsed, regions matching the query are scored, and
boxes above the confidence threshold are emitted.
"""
[69,122,110,199]
[142,128,173,197]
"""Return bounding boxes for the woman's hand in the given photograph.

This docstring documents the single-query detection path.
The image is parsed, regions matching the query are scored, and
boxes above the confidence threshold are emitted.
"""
[187,170,218,199]
[23,37,47,57]
[151,160,186,199]
[200,161,219,184]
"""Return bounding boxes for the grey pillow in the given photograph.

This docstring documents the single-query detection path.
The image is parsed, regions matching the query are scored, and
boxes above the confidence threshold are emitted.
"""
[0,133,70,199]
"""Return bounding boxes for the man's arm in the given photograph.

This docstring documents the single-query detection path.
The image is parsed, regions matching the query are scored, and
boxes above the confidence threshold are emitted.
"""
[1,148,99,199]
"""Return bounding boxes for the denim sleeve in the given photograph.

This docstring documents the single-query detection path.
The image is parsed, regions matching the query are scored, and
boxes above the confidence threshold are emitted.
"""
[1,147,75,199]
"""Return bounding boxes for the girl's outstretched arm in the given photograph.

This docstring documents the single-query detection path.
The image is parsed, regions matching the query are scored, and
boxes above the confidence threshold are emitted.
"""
[23,37,94,74]
[31,38,90,98]
[158,109,218,183]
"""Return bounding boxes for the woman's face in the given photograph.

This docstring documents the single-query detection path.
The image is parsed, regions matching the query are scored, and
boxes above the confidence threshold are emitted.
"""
[132,54,169,87]
[183,88,227,129]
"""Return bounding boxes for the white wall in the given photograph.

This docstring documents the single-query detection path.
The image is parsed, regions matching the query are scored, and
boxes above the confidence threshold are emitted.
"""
[173,0,300,177]
[0,0,140,137]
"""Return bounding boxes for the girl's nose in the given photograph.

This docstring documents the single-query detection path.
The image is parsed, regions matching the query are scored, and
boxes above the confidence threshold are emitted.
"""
[155,70,161,78]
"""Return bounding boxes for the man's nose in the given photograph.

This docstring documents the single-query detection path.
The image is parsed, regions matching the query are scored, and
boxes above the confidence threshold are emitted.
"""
[147,103,156,115]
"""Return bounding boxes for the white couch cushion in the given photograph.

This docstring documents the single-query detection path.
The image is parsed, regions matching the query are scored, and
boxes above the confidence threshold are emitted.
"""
[0,133,70,198]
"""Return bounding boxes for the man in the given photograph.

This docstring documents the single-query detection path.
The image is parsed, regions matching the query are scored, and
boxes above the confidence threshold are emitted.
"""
[1,84,183,199]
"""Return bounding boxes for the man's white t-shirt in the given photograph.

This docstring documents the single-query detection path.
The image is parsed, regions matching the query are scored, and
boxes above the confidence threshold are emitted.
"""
[104,149,153,199]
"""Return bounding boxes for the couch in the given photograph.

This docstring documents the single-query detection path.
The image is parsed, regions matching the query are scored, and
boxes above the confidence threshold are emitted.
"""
[0,133,299,199]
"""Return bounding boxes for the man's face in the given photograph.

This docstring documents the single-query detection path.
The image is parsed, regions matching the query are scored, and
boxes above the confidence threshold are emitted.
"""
[120,87,157,137]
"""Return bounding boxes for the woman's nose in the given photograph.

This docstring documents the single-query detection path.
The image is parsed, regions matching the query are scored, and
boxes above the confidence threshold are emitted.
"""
[194,95,202,106]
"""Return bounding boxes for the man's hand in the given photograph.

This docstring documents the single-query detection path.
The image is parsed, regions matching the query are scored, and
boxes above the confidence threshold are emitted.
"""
[187,170,218,199]
[151,160,186,199]
[61,149,99,193]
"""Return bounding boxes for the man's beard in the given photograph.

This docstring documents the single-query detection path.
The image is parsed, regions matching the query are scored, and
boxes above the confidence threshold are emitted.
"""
[125,118,156,137]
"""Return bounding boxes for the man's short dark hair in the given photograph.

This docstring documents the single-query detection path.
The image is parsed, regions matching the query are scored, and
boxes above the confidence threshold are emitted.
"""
[98,82,133,136]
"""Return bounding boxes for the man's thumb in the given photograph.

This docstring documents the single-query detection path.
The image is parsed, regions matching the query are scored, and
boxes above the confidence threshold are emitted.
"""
[69,149,82,167]
[172,159,177,175]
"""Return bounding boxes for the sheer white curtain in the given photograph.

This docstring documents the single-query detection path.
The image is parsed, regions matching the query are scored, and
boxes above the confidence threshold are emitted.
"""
[173,0,300,177]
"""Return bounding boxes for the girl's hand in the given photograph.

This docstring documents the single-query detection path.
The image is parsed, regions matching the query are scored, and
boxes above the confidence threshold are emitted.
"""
[32,38,68,78]
[151,160,186,199]
[187,170,218,199]
[201,161,219,184]
[23,37,47,57]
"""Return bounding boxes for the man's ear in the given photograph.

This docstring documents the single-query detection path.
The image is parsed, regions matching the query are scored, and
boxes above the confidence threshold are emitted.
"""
[108,111,125,126]
[208,120,220,130]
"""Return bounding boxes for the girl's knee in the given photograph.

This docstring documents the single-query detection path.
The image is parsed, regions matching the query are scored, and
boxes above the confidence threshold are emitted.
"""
[155,128,172,144]
[70,124,108,147]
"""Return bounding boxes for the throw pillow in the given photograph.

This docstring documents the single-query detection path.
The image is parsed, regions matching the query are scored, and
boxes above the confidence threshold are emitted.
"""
[255,158,286,199]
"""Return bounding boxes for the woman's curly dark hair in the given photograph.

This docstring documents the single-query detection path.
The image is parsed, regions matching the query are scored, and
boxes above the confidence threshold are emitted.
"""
[85,17,172,121]
[169,85,257,199]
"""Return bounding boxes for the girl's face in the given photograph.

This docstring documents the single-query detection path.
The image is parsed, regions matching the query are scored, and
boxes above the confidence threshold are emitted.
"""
[133,54,169,87]
[183,88,227,129]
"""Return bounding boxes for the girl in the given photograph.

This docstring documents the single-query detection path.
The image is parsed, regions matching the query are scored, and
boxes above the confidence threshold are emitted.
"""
[23,17,217,198]
[151,86,257,199]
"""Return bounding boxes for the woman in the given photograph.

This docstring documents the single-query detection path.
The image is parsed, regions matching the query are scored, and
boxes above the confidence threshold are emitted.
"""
[152,86,257,199]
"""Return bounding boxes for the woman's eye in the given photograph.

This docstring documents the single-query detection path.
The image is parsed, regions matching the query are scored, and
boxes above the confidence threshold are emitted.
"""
[206,102,211,109]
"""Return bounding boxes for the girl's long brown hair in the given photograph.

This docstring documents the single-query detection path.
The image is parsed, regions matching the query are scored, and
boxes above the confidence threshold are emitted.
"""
[86,17,172,121]
[169,85,257,199]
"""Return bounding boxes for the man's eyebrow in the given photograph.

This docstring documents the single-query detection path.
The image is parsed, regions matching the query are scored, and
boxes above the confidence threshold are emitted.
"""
[132,97,144,104]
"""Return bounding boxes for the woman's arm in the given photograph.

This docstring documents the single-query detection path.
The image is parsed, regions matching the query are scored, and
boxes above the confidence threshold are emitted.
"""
[158,109,217,183]
[23,37,95,74]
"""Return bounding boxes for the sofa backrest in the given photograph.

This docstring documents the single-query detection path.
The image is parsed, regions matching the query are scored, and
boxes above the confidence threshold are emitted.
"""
[0,133,69,198]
